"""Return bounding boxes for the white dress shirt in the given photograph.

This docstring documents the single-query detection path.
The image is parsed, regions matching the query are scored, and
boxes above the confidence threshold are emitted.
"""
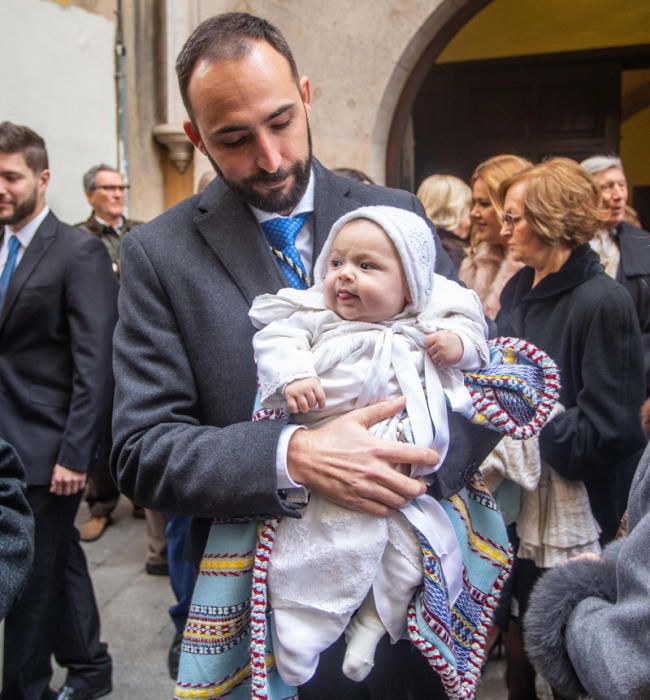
[249,172,315,493]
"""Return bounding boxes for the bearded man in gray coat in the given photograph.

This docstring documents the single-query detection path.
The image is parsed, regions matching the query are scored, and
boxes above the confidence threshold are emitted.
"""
[111,12,498,698]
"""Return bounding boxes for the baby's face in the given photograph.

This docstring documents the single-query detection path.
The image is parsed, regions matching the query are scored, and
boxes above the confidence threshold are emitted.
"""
[323,219,411,323]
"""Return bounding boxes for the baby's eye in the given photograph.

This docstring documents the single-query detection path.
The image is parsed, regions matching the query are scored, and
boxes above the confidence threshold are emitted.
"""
[360,262,376,270]
[329,259,341,268]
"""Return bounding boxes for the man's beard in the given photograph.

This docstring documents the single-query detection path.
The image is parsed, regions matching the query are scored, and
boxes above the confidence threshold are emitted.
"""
[0,185,38,227]
[207,128,312,214]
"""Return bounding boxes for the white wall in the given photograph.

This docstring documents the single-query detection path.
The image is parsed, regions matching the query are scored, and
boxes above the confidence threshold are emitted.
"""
[0,0,117,224]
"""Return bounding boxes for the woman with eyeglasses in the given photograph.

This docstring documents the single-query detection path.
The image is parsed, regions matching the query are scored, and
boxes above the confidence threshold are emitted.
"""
[458,154,531,319]
[494,157,646,698]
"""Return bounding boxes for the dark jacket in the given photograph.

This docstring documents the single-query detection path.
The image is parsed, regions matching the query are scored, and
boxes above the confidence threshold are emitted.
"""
[0,438,34,620]
[497,245,646,541]
[615,221,650,393]
[0,212,118,483]
[76,215,142,281]
[437,227,467,274]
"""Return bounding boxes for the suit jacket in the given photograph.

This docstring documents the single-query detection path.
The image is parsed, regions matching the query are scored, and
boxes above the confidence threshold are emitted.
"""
[111,161,499,558]
[616,221,650,393]
[0,212,118,484]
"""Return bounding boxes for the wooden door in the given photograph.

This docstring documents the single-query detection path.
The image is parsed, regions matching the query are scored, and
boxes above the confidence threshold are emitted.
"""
[412,55,621,187]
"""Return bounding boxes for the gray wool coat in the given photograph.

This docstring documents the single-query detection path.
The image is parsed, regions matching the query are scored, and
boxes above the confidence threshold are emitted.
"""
[0,439,34,621]
[524,441,650,699]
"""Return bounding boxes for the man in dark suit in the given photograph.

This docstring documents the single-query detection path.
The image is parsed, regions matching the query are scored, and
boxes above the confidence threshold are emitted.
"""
[111,14,497,698]
[0,122,116,700]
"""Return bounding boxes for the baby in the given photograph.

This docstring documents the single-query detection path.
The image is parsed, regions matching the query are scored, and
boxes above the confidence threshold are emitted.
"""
[249,206,489,686]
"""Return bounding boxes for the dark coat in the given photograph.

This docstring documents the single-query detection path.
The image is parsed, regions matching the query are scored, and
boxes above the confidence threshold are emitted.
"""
[76,215,142,282]
[111,160,500,560]
[0,212,118,483]
[615,221,650,393]
[497,245,646,541]
[0,438,34,621]
[436,227,467,274]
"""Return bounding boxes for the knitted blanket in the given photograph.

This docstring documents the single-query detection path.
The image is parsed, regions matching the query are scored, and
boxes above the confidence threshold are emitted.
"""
[174,338,559,700]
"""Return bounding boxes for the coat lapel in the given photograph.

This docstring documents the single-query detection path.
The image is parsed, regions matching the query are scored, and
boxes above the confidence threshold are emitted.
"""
[312,160,354,262]
[0,212,57,329]
[193,181,286,306]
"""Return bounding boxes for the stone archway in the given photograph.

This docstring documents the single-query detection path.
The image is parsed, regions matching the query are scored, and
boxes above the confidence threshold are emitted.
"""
[381,0,490,188]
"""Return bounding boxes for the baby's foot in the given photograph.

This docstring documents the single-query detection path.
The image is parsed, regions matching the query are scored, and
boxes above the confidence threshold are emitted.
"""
[342,614,386,682]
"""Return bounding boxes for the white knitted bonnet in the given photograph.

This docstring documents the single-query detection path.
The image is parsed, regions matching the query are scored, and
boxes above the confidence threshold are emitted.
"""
[313,205,436,314]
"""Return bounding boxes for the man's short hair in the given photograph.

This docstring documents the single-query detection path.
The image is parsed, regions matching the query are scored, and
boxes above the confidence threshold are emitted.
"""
[0,121,49,173]
[176,12,300,121]
[83,164,120,194]
[580,155,624,177]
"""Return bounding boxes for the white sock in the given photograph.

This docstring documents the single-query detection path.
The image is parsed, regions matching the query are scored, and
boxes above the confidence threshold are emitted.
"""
[342,604,386,682]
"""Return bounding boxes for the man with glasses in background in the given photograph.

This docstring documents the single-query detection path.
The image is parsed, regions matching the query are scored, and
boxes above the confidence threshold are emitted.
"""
[77,164,139,281]
[76,165,149,545]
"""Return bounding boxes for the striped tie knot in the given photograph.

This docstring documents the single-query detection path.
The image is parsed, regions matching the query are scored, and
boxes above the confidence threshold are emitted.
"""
[261,214,310,289]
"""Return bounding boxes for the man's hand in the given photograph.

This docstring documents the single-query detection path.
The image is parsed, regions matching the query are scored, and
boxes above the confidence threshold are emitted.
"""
[424,330,463,367]
[285,377,326,414]
[286,397,437,516]
[50,464,87,496]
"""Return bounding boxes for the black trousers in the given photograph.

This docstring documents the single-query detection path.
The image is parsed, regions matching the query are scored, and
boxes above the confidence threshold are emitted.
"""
[300,635,446,700]
[2,488,111,700]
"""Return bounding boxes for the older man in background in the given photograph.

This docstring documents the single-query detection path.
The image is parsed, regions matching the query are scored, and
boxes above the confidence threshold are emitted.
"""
[581,155,650,395]
[75,165,151,546]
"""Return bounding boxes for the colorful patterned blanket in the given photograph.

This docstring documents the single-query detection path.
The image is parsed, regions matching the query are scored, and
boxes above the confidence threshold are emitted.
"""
[174,338,559,700]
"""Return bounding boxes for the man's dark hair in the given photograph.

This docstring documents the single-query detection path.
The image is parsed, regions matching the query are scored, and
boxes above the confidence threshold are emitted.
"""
[83,164,120,194]
[176,12,300,121]
[0,121,49,173]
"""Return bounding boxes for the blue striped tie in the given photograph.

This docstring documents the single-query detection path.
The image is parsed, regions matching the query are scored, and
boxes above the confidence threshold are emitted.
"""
[0,235,21,308]
[261,214,309,289]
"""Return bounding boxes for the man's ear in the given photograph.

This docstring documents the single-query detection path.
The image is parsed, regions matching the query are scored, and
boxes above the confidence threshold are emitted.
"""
[299,76,312,118]
[38,169,50,194]
[184,121,207,155]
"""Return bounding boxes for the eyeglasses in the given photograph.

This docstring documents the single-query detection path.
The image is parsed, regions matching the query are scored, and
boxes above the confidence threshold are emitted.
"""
[502,213,524,229]
[92,185,129,193]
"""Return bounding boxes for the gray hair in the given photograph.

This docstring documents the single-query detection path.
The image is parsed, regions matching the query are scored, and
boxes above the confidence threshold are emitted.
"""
[580,155,624,177]
[83,164,120,194]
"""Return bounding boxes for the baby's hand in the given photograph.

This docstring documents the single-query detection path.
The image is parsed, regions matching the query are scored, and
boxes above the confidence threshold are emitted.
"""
[284,377,326,414]
[424,330,464,367]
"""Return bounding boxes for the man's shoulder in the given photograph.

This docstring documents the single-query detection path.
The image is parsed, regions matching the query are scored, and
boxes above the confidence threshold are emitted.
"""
[126,194,201,247]
[73,215,98,234]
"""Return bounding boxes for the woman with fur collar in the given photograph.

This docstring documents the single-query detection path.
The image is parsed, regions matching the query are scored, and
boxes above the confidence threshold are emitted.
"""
[524,442,650,699]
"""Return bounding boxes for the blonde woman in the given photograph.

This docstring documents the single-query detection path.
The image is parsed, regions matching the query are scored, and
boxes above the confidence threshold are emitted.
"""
[416,174,471,273]
[459,154,531,318]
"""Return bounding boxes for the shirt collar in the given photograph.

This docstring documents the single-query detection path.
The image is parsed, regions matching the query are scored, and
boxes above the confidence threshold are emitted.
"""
[3,205,50,249]
[94,214,125,231]
[249,168,315,223]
